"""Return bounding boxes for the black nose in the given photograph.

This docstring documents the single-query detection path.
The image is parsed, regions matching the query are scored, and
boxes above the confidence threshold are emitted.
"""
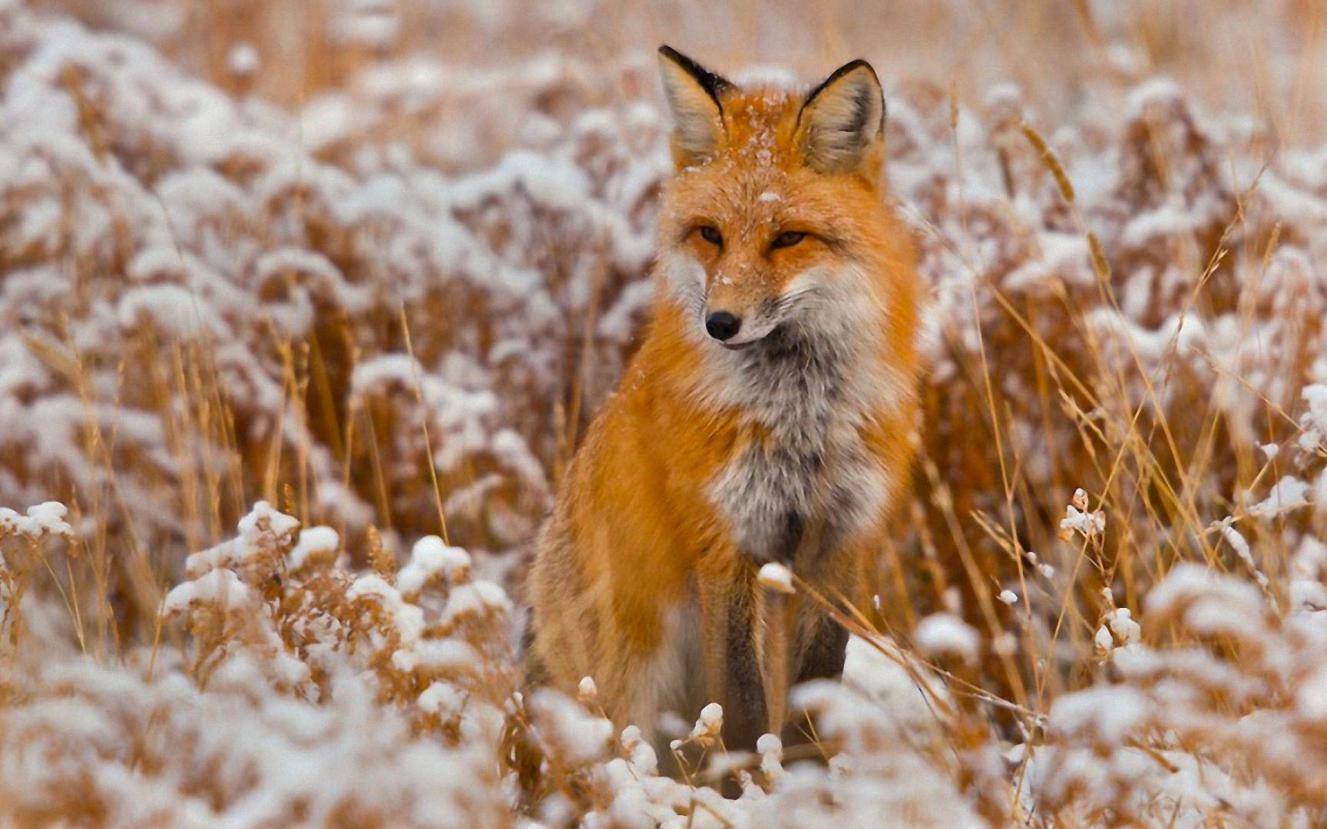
[705,311,741,341]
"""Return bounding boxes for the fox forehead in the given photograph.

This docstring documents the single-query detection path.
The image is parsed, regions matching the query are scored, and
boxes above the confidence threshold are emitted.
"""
[712,85,803,161]
[659,85,879,239]
[664,172,798,243]
[661,161,873,251]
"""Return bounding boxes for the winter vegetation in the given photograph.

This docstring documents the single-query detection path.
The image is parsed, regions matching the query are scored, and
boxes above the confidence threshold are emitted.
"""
[3,0,1327,826]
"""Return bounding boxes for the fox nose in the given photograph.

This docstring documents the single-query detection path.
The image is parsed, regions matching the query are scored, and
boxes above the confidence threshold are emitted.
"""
[705,311,741,341]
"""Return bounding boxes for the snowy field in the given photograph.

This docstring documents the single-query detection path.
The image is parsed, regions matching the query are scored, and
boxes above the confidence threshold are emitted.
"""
[3,0,1327,826]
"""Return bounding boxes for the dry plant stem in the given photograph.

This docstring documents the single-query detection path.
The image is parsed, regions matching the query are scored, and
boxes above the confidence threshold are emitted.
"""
[399,305,451,545]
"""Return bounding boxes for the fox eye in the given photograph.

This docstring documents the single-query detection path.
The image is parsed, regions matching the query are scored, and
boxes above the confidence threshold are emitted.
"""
[770,230,806,250]
[698,225,723,246]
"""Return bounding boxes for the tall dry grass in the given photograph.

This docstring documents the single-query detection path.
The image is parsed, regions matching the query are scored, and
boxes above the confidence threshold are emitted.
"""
[3,0,1327,826]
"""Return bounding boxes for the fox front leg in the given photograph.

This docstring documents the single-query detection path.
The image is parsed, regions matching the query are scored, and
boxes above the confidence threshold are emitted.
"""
[698,558,768,751]
[755,512,822,738]
[699,514,815,748]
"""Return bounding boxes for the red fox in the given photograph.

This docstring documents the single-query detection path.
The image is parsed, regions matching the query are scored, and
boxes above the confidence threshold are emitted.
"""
[526,46,921,749]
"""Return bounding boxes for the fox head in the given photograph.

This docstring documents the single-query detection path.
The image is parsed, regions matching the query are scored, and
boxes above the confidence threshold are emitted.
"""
[655,46,910,352]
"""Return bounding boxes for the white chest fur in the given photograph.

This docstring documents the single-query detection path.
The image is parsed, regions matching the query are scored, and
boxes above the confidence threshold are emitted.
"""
[702,323,896,561]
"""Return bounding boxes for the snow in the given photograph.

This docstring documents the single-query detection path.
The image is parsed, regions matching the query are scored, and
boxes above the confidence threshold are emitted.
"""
[347,574,425,643]
[0,501,73,538]
[1302,384,1327,437]
[288,526,341,571]
[397,535,470,594]
[1095,608,1142,655]
[684,702,724,744]
[577,676,598,701]
[226,42,259,77]
[237,501,301,550]
[418,681,467,719]
[398,638,480,673]
[1247,475,1312,519]
[1049,685,1148,743]
[439,581,511,626]
[757,562,794,594]
[914,612,980,664]
[184,501,302,578]
[1295,668,1327,722]
[528,689,614,766]
[1213,518,1268,588]
[117,284,221,338]
[1143,564,1265,644]
[841,634,948,734]
[163,568,253,613]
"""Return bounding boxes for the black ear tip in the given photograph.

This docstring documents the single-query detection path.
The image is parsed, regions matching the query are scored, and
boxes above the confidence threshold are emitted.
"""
[658,45,691,66]
[656,47,734,101]
[838,59,880,84]
[804,58,883,111]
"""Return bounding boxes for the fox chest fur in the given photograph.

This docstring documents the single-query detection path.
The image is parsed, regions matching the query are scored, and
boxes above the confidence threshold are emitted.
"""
[701,323,893,564]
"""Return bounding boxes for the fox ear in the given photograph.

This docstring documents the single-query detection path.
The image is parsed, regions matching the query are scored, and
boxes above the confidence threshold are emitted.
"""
[658,46,732,167]
[796,60,885,175]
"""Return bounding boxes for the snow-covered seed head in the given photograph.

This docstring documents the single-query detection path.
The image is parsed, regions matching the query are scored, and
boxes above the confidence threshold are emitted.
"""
[620,725,659,775]
[1072,487,1090,511]
[757,732,784,784]
[757,561,795,594]
[686,702,724,745]
[1060,489,1106,540]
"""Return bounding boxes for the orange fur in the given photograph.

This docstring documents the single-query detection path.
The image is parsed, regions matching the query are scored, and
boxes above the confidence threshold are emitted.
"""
[526,50,921,746]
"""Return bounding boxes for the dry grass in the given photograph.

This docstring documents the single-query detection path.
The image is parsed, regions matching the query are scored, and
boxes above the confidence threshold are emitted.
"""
[3,0,1327,826]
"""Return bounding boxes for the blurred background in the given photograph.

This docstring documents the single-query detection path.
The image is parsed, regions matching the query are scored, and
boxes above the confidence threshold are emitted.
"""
[34,0,1327,150]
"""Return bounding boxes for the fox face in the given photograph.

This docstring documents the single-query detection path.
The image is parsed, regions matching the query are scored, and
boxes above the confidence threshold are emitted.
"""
[656,47,897,351]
